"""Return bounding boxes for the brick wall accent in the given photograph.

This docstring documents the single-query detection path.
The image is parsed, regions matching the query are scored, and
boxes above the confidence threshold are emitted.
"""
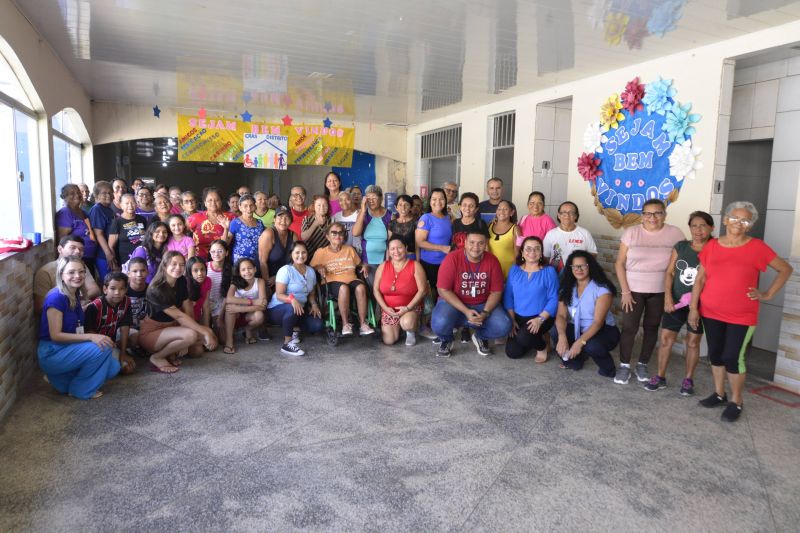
[0,242,53,423]
[775,257,800,393]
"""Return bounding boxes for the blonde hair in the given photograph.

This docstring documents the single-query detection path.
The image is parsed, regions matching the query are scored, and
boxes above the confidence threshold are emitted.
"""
[55,255,84,309]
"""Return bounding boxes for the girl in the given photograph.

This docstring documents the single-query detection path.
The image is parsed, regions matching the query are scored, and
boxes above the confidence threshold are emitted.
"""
[324,171,343,216]
[517,191,556,243]
[128,221,169,283]
[223,258,268,353]
[166,214,196,259]
[207,240,232,338]
[187,256,212,328]
[488,200,521,278]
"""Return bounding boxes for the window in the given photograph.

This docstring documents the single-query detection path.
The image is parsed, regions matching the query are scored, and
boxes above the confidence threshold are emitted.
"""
[487,112,515,193]
[420,125,462,190]
[52,110,83,195]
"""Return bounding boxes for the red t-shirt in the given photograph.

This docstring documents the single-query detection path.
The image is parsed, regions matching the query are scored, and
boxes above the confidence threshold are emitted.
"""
[437,250,504,306]
[289,207,312,239]
[699,238,776,326]
[379,259,418,308]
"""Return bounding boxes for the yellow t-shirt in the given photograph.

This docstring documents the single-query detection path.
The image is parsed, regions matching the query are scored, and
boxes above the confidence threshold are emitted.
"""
[310,245,361,283]
[488,223,517,278]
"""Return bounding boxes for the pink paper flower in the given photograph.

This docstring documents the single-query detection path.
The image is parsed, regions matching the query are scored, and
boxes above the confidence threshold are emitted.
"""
[621,77,645,115]
[578,153,603,182]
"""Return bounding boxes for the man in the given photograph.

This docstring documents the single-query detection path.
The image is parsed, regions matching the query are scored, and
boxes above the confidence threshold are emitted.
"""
[34,235,101,314]
[431,230,511,357]
[478,177,504,224]
[237,185,252,197]
[443,181,460,219]
[131,178,144,193]
[542,201,598,273]
[287,185,312,238]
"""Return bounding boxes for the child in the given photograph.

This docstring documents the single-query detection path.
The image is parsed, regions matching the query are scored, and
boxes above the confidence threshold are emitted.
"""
[186,256,211,327]
[166,214,196,258]
[126,221,168,283]
[85,272,137,375]
[125,257,150,355]
[223,257,267,353]
[207,239,232,339]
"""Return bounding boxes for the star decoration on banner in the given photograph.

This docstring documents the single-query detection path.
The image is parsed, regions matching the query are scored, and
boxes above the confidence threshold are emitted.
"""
[240,110,253,122]
[323,101,333,112]
[281,114,293,126]
[322,117,333,128]
[197,108,206,119]
[152,105,161,118]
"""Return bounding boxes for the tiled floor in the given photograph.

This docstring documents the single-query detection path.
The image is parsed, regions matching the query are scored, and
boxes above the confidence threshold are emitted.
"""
[1,335,798,532]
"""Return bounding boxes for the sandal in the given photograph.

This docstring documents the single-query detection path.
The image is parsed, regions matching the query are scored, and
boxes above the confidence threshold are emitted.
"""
[223,345,236,354]
[91,390,104,399]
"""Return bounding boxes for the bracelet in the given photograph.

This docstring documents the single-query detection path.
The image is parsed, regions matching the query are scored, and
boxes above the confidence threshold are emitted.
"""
[579,339,587,346]
[248,298,253,305]
[288,293,295,302]
[622,291,632,295]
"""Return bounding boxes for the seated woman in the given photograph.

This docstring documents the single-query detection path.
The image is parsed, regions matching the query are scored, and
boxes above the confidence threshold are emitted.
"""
[38,256,120,399]
[223,257,267,353]
[504,237,559,362]
[310,222,374,336]
[554,251,620,377]
[267,241,324,356]
[140,251,218,373]
[373,236,427,346]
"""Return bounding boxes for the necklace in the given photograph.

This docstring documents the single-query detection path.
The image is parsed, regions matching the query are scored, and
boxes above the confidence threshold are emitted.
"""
[390,259,408,291]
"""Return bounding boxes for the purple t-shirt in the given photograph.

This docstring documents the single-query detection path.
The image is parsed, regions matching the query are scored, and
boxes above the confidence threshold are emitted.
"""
[56,207,97,258]
[129,246,160,283]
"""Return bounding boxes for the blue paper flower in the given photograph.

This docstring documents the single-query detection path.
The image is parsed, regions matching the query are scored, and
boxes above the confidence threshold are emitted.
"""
[663,101,701,143]
[647,0,686,38]
[642,76,677,116]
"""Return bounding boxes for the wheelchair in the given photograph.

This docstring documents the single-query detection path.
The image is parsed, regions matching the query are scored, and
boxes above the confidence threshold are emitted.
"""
[316,267,379,346]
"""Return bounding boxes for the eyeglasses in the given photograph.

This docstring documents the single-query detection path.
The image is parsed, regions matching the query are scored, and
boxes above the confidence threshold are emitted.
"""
[727,216,753,227]
[523,246,542,253]
[558,211,577,216]
[571,264,589,270]
[444,188,458,194]
[329,230,345,236]
[291,192,306,198]
[642,211,665,218]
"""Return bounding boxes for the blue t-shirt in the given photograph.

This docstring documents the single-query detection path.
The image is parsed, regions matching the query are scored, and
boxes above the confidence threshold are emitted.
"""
[88,203,117,260]
[503,265,559,317]
[269,265,317,308]
[39,289,84,340]
[418,213,452,265]
[230,218,265,263]
[568,280,616,335]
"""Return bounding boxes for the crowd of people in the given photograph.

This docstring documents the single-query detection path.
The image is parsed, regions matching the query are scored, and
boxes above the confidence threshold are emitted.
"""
[36,174,793,423]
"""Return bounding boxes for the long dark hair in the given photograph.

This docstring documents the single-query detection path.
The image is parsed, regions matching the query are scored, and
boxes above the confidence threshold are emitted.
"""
[185,256,207,301]
[142,221,168,261]
[426,188,447,214]
[558,251,617,305]
[323,171,341,197]
[231,257,258,290]
[147,250,186,308]
[208,239,232,297]
[515,236,546,266]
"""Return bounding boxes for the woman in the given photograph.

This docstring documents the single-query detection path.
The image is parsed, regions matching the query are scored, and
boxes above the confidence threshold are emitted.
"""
[324,171,343,216]
[411,195,424,219]
[333,190,361,256]
[388,195,418,260]
[135,186,156,223]
[89,181,117,279]
[555,251,620,377]
[180,191,198,219]
[128,221,169,283]
[260,208,295,287]
[141,251,218,373]
[542,201,598,273]
[187,187,235,260]
[373,236,427,346]
[614,199,685,385]
[488,200,520,278]
[229,193,266,265]
[688,202,792,422]
[353,185,393,282]
[38,256,120,399]
[153,193,172,223]
[301,195,332,260]
[451,192,488,250]
[504,237,558,362]
[349,185,363,207]
[168,186,183,215]
[253,191,276,228]
[228,193,241,216]
[517,191,556,243]
[310,223,374,336]
[56,183,98,273]
[415,188,452,303]
[78,183,93,211]
[108,194,148,267]
[645,211,714,395]
[268,241,325,356]
[111,178,128,215]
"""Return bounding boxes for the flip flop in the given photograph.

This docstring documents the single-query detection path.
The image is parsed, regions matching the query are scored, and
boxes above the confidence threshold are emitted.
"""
[223,346,236,354]
[150,363,179,374]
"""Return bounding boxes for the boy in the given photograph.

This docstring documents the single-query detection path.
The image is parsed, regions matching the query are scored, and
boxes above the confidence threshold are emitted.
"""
[85,272,136,374]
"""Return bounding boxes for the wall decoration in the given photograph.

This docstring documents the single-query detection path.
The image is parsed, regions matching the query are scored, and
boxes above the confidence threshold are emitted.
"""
[590,0,687,50]
[243,133,288,170]
[578,76,702,228]
[152,105,161,118]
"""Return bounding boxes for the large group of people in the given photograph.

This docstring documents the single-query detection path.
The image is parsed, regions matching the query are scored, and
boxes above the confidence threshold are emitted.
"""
[36,175,793,423]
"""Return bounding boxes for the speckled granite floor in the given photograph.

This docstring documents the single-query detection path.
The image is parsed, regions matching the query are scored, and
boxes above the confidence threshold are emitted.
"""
[1,335,798,532]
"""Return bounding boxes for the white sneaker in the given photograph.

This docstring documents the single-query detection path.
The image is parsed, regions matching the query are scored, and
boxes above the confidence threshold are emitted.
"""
[405,331,417,346]
[290,331,302,345]
[360,323,375,335]
[281,343,305,356]
[341,323,354,336]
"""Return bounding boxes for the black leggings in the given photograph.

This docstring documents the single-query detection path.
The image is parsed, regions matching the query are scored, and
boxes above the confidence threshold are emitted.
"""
[506,316,555,358]
[421,260,440,300]
[559,324,621,376]
[702,316,755,374]
[619,291,664,365]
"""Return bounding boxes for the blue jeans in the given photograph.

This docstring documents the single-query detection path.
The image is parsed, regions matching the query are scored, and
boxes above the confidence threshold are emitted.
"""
[431,299,512,342]
[38,340,120,399]
[267,303,324,337]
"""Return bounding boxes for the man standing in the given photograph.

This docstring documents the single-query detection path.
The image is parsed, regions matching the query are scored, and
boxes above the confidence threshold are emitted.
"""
[478,177,504,224]
[34,235,101,314]
[288,185,312,238]
[443,181,460,219]
[431,230,511,357]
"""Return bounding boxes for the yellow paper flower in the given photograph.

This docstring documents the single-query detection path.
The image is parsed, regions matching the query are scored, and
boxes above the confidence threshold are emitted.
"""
[604,12,629,46]
[600,94,625,132]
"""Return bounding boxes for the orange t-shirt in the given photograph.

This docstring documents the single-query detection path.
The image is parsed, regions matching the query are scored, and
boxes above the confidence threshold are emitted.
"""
[310,245,361,283]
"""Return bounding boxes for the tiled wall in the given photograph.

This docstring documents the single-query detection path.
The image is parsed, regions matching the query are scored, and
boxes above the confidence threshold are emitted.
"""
[532,98,572,219]
[0,243,53,423]
[776,257,800,393]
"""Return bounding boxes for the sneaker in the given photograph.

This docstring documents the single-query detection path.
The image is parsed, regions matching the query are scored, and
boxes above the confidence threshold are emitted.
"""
[405,331,416,346]
[460,328,471,344]
[680,378,695,396]
[359,323,375,335]
[472,333,491,357]
[644,376,667,391]
[635,362,649,382]
[290,331,302,345]
[699,392,728,408]
[341,323,354,336]
[280,343,305,356]
[721,402,743,422]
[258,330,272,341]
[419,327,438,340]
[613,365,631,385]
[431,336,442,345]
[436,340,452,357]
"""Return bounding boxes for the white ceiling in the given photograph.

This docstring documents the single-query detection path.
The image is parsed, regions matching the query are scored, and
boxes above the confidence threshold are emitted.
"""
[13,0,800,125]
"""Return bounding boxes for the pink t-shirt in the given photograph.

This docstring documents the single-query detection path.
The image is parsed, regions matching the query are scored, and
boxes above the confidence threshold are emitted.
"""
[621,224,685,293]
[516,214,557,245]
[166,235,194,257]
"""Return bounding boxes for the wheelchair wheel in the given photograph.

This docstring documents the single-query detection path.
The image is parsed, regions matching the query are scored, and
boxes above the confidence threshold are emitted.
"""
[326,327,339,346]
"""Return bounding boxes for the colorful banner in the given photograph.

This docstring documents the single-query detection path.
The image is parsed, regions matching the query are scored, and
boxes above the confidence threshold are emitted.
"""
[177,115,355,167]
[243,133,287,170]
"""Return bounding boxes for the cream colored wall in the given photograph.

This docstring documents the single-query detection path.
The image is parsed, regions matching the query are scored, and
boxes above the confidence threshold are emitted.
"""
[406,20,800,241]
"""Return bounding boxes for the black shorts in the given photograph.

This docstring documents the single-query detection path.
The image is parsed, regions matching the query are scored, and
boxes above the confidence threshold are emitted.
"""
[661,306,703,335]
[326,280,365,299]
